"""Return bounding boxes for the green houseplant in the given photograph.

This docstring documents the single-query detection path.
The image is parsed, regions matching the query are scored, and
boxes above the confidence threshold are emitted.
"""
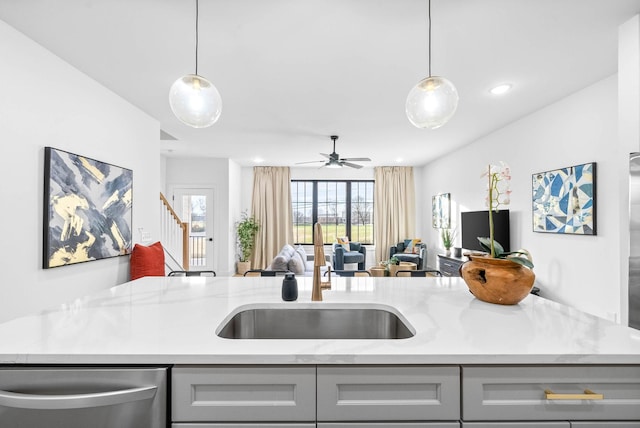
[441,228,455,254]
[380,256,399,277]
[235,211,259,274]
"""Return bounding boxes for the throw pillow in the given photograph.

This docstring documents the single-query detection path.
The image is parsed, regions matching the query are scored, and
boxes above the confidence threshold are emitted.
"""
[270,255,289,271]
[295,245,307,265]
[337,236,350,252]
[130,241,165,280]
[270,244,296,271]
[287,249,305,275]
[404,238,422,254]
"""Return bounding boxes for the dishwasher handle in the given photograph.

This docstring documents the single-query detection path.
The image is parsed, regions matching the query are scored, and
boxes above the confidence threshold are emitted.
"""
[0,385,157,410]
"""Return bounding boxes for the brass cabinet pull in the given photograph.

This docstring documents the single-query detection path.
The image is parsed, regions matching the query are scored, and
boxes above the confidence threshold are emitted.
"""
[544,388,604,400]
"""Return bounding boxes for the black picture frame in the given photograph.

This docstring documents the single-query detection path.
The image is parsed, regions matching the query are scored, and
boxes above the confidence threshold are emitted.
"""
[532,162,596,235]
[43,147,133,268]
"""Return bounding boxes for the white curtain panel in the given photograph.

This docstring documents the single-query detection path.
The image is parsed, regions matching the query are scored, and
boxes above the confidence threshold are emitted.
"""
[251,166,294,269]
[374,166,416,265]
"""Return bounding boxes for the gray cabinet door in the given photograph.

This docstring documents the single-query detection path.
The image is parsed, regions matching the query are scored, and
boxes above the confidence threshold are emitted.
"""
[172,366,316,422]
[462,366,640,421]
[462,423,569,427]
[317,366,460,422]
[173,425,315,428]
[319,423,460,428]
[570,423,640,427]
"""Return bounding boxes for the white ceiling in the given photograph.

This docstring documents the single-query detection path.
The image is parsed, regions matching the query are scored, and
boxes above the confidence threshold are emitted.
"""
[1,0,639,167]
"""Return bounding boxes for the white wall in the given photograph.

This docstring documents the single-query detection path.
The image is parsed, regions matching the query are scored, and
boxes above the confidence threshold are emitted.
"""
[420,75,620,321]
[0,20,160,323]
[164,157,231,274]
[228,159,242,272]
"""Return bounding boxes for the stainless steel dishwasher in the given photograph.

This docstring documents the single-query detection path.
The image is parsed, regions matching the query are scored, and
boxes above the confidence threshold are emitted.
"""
[0,366,167,427]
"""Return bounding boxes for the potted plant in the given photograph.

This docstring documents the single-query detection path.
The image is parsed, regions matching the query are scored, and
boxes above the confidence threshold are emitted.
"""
[460,162,535,305]
[235,211,259,275]
[440,228,455,256]
[380,256,399,277]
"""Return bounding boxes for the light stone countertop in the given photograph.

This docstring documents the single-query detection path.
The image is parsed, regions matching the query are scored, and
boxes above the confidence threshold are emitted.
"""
[0,276,639,365]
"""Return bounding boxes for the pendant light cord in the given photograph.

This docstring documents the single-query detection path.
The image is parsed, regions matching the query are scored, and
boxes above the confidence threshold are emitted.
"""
[195,0,199,75]
[428,0,432,77]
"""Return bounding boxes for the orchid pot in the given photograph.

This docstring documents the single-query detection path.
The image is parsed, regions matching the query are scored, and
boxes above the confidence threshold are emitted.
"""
[460,162,536,305]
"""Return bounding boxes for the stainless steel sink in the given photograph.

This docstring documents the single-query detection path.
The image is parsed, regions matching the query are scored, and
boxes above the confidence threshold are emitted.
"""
[216,304,415,339]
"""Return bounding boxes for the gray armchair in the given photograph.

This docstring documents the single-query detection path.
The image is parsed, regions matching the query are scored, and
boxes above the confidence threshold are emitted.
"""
[389,240,427,270]
[332,242,366,270]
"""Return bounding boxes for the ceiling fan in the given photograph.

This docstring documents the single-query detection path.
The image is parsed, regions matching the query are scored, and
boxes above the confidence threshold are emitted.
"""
[296,135,371,169]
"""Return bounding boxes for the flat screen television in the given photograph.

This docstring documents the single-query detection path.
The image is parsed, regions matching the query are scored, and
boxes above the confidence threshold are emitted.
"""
[461,209,510,252]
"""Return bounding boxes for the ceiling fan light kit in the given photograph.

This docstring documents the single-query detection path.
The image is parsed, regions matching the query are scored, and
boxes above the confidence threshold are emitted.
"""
[325,159,342,169]
[406,0,458,130]
[169,0,222,128]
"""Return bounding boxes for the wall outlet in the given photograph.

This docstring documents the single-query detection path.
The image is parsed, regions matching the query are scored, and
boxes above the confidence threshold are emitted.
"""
[141,232,152,243]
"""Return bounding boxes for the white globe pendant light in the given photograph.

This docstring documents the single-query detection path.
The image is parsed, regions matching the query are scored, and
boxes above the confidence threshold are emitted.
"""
[169,0,221,128]
[406,0,458,129]
[170,74,221,128]
[406,76,458,129]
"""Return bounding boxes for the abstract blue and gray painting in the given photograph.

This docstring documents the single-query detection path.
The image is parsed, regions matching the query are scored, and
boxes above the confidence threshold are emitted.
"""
[44,147,133,268]
[532,162,596,235]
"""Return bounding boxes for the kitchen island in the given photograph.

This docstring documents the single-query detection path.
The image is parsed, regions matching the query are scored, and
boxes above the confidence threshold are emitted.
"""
[0,276,639,426]
[0,275,638,365]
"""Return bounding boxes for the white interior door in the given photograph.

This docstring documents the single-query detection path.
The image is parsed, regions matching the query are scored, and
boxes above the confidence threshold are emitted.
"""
[172,187,215,271]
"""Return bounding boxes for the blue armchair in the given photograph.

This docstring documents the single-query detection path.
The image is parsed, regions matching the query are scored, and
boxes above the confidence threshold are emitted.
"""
[332,242,366,270]
[389,240,427,270]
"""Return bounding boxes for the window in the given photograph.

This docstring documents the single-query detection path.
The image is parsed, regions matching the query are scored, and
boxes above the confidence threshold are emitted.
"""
[291,180,374,245]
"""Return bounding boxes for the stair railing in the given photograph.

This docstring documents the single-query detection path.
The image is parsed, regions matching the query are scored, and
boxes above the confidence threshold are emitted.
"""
[160,193,189,270]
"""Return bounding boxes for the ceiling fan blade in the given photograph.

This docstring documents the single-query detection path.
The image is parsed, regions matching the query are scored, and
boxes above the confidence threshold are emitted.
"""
[319,153,331,159]
[341,157,371,162]
[342,162,363,169]
[295,160,325,165]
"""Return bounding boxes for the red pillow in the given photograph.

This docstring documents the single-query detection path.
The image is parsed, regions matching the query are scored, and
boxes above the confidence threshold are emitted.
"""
[130,242,165,280]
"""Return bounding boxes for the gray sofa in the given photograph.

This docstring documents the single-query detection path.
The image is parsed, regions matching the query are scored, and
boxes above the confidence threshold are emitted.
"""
[268,244,329,276]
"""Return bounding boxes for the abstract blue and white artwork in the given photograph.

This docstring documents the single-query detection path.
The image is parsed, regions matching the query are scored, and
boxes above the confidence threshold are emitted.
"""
[532,162,596,235]
[432,193,451,228]
[43,147,133,268]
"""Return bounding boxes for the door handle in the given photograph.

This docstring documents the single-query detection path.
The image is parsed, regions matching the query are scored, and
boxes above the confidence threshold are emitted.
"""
[544,388,604,400]
[208,237,213,241]
[0,385,157,410]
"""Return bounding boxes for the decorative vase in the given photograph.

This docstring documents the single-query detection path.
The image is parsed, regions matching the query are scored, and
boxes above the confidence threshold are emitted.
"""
[460,255,535,305]
[389,262,417,277]
[388,264,400,277]
[445,248,451,256]
[236,260,250,275]
[369,267,386,277]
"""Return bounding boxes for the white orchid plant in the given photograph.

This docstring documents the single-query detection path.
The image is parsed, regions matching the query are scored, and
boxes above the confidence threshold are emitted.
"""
[479,162,533,268]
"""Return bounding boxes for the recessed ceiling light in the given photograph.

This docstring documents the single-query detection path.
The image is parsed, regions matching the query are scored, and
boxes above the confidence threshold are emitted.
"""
[395,157,404,163]
[253,157,264,163]
[490,84,512,95]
